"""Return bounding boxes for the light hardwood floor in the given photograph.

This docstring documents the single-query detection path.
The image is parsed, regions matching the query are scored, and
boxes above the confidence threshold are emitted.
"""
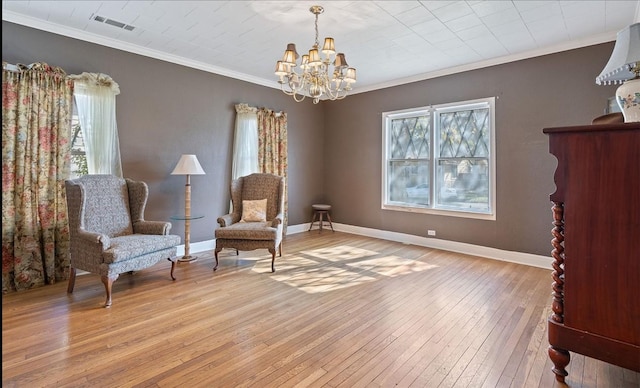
[2,232,638,388]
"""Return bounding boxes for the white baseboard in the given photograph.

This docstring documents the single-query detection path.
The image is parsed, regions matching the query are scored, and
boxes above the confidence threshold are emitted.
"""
[176,239,216,257]
[327,223,552,269]
[187,222,552,270]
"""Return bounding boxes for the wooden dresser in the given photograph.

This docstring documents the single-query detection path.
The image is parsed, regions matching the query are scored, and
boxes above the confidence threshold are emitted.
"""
[543,123,640,382]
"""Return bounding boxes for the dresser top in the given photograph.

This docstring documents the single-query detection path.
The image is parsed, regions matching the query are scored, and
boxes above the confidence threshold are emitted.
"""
[543,122,640,134]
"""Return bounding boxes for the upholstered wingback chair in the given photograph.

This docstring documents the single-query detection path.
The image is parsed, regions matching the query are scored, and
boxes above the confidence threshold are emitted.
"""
[214,173,285,272]
[65,175,180,307]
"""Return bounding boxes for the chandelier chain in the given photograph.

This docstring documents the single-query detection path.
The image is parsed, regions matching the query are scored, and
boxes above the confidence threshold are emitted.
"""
[314,11,319,48]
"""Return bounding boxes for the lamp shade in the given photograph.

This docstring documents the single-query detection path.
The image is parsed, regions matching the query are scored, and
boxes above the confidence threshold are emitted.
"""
[285,43,299,60]
[171,154,205,175]
[282,45,298,66]
[345,68,357,83]
[275,61,288,76]
[308,48,321,66]
[322,37,335,55]
[333,53,348,69]
[596,22,640,85]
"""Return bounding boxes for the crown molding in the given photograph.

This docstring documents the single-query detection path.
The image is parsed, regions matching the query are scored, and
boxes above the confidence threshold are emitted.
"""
[2,10,281,90]
[353,31,618,94]
[2,9,619,96]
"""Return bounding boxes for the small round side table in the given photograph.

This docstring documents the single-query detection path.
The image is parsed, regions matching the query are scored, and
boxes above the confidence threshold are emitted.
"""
[170,214,204,262]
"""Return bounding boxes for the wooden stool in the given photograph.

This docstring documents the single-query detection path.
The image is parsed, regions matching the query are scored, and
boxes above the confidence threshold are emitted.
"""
[308,204,334,232]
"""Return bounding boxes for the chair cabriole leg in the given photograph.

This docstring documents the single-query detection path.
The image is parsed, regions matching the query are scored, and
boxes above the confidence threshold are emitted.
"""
[213,247,221,271]
[101,274,118,308]
[268,248,276,272]
[67,267,76,293]
[168,257,176,280]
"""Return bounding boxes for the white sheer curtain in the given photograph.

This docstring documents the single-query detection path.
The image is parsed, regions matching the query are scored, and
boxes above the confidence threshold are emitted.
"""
[232,103,259,180]
[69,72,123,177]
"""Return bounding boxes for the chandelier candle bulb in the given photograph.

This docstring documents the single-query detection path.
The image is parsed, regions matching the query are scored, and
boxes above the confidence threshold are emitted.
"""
[275,5,356,104]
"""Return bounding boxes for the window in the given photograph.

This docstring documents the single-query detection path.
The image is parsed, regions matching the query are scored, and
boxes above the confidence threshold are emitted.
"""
[382,97,495,220]
[69,113,88,178]
[69,72,123,177]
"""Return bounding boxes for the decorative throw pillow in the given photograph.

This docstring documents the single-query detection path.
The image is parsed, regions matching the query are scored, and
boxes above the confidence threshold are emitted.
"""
[241,199,267,222]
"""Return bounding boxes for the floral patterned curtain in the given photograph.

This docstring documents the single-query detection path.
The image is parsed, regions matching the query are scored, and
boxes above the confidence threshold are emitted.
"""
[257,108,288,226]
[2,62,74,292]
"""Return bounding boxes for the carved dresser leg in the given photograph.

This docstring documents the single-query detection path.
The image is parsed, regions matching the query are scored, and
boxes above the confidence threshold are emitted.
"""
[549,201,569,382]
[549,346,570,383]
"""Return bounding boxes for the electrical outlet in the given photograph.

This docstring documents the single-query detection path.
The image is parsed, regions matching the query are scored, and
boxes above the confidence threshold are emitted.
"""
[427,230,436,236]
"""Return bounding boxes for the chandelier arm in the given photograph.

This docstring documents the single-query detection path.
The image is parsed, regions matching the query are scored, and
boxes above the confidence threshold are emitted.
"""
[280,83,296,96]
[328,91,344,101]
[331,83,349,100]
[286,74,304,95]
[293,92,306,102]
[323,76,345,100]
[324,87,338,99]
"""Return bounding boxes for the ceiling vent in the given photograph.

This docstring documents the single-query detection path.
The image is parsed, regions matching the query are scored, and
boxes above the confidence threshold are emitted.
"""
[91,14,135,31]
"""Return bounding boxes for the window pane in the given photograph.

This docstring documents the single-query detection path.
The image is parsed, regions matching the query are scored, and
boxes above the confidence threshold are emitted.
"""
[439,108,489,158]
[388,160,430,205]
[435,159,489,212]
[70,114,87,179]
[390,115,430,159]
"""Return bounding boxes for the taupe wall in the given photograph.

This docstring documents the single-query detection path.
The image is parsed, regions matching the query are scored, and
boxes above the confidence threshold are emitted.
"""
[2,21,326,244]
[3,21,617,257]
[323,43,617,256]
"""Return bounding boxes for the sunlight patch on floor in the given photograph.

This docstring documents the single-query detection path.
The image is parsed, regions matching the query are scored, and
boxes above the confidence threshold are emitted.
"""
[271,266,377,293]
[347,255,438,277]
[251,255,320,273]
[250,245,439,294]
[300,245,378,262]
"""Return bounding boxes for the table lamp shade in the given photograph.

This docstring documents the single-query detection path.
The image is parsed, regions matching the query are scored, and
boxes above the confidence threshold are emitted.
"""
[171,154,205,175]
[595,22,640,122]
[596,23,640,85]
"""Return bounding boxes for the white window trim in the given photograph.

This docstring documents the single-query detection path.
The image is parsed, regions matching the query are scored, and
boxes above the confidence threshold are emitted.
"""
[381,97,496,221]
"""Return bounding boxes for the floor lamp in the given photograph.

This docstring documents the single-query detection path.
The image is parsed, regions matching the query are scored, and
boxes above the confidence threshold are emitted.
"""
[171,154,206,262]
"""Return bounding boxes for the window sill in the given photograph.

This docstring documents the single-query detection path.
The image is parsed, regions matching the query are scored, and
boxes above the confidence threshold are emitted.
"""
[381,204,496,221]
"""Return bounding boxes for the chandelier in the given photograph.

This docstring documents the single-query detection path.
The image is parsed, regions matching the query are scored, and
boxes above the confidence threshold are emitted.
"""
[275,5,356,104]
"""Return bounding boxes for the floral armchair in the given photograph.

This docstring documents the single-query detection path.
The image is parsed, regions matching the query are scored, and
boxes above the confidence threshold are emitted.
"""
[214,173,285,272]
[65,175,180,307]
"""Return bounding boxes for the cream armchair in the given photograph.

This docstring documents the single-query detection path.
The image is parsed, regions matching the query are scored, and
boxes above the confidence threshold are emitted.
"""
[65,175,180,307]
[214,173,285,272]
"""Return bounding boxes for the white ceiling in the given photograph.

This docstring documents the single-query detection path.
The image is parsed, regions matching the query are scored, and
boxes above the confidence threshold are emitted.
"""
[3,1,640,94]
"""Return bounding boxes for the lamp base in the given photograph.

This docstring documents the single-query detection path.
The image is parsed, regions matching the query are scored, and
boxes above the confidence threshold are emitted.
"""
[616,78,640,122]
[177,255,198,263]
